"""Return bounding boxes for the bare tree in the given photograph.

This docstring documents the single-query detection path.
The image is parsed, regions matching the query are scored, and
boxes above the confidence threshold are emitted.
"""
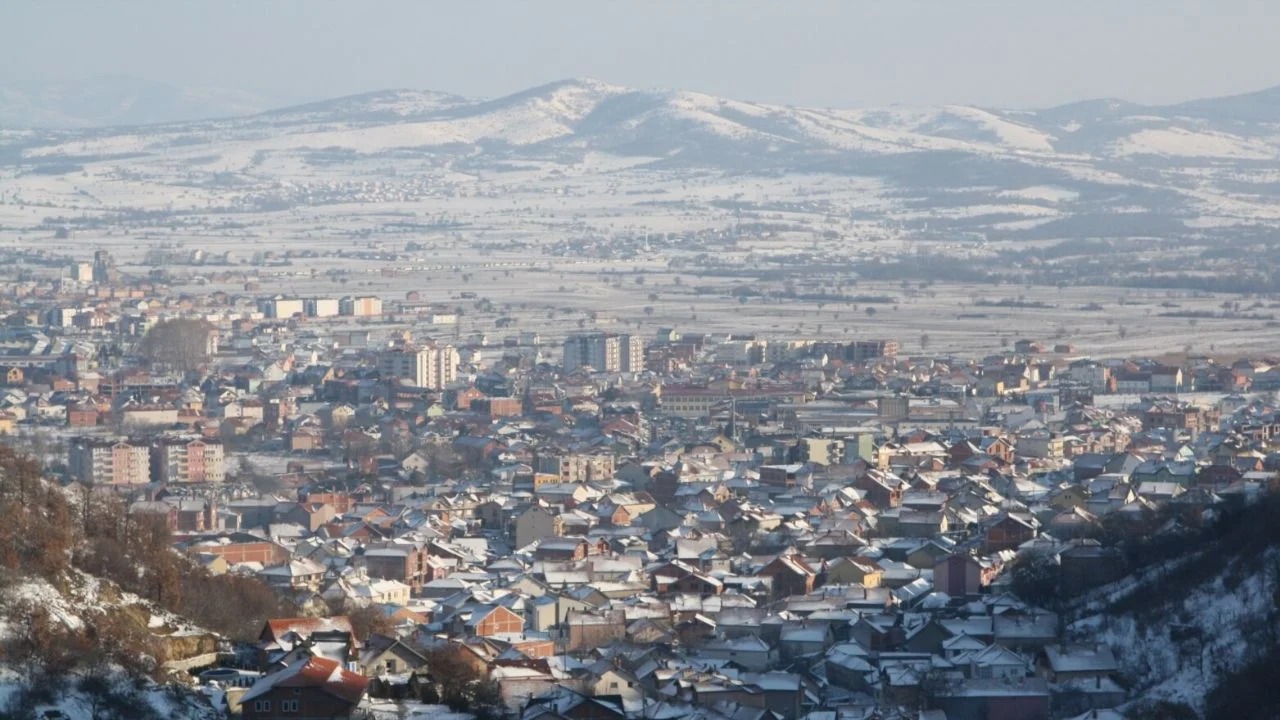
[136,319,215,372]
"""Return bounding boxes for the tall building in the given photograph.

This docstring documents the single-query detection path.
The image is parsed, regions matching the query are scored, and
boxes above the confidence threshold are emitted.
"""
[622,334,643,372]
[69,438,150,485]
[92,250,115,284]
[303,297,340,318]
[69,262,94,283]
[377,344,459,390]
[340,296,383,317]
[152,437,226,483]
[563,333,643,373]
[258,296,305,320]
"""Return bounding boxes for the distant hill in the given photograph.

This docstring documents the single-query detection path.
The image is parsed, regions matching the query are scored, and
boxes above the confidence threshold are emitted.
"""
[7,76,1280,241]
[0,76,276,128]
[6,76,1280,163]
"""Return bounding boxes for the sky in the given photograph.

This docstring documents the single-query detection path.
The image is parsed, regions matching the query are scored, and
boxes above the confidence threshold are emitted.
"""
[3,0,1278,109]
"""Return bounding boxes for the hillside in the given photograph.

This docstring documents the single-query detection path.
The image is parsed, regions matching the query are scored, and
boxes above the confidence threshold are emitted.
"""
[0,570,224,719]
[0,443,290,719]
[1058,495,1280,718]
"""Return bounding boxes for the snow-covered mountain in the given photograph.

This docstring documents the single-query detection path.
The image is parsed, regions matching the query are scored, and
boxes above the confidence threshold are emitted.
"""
[8,76,1280,240]
[8,76,1280,161]
[221,78,1072,160]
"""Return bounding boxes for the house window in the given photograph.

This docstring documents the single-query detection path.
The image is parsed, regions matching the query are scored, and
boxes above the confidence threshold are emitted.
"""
[282,699,299,712]
[387,659,397,673]
[254,700,271,712]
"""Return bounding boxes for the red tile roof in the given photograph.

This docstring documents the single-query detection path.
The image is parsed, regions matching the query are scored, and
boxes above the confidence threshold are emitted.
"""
[241,655,368,705]
[262,616,354,643]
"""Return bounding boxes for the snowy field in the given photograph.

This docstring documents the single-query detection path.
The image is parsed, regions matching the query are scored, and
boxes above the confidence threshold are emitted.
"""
[5,78,1280,359]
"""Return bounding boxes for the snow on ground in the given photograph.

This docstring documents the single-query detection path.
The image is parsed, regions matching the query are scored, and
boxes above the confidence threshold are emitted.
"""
[659,94,794,144]
[940,105,1058,153]
[996,185,1080,203]
[0,653,221,719]
[1111,127,1277,159]
[361,699,475,720]
[795,109,985,154]
[1089,392,1234,410]
[2,675,223,720]
[991,217,1059,231]
[0,668,22,713]
[268,89,469,121]
[0,564,210,646]
[837,104,1060,154]
[1073,547,1280,714]
[22,132,158,159]
[9,577,85,631]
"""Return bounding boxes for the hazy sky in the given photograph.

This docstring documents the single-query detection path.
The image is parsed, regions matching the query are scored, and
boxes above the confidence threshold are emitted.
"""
[4,1,1278,109]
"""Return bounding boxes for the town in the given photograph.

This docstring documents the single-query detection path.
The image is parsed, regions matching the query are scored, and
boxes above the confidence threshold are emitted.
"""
[0,245,1272,720]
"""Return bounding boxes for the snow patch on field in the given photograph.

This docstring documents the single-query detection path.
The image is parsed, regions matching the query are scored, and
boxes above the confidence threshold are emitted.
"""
[997,185,1080,203]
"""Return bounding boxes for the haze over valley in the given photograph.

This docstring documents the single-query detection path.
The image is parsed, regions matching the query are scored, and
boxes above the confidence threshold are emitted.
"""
[6,77,1280,356]
[6,8,1280,717]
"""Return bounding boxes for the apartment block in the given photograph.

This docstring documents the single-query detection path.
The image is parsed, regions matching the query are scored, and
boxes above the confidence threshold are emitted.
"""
[563,332,643,373]
[377,344,459,390]
[537,452,616,483]
[258,296,305,320]
[340,296,383,317]
[152,437,226,483]
[849,340,899,363]
[303,297,340,318]
[69,438,151,485]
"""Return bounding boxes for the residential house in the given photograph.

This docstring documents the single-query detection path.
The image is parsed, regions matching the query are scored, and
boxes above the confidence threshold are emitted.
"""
[515,505,565,548]
[934,554,1001,597]
[823,557,883,587]
[984,513,1038,553]
[240,655,368,720]
[358,634,428,677]
[757,554,817,598]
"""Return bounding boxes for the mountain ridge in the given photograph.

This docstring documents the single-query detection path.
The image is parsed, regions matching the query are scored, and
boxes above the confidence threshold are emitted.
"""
[7,74,1280,138]
[7,75,1280,237]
